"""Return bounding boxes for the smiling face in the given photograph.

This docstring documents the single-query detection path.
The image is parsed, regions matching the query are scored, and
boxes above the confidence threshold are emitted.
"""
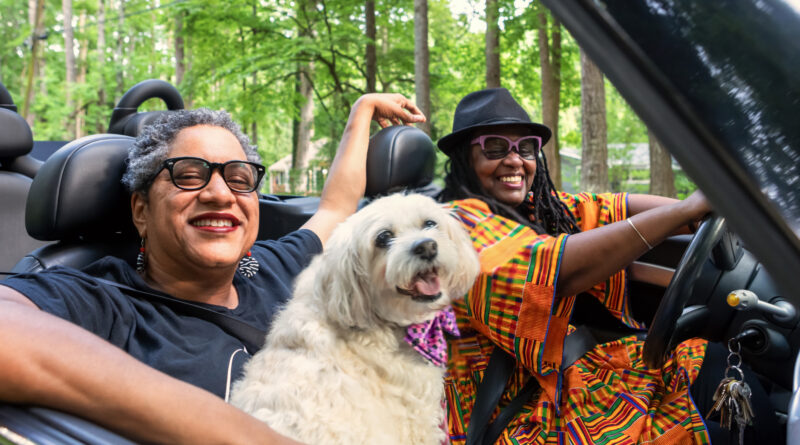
[469,125,537,207]
[131,125,260,277]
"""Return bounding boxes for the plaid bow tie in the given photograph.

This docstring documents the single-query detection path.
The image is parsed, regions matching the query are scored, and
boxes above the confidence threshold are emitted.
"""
[405,306,460,367]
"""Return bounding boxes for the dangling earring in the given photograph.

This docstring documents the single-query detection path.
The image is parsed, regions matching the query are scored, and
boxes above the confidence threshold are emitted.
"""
[238,250,259,278]
[136,238,146,274]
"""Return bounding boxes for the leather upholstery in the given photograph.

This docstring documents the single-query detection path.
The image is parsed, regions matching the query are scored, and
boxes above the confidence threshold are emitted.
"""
[25,134,137,241]
[0,83,17,112]
[0,107,48,274]
[107,79,184,136]
[109,110,176,137]
[0,172,48,274]
[11,134,138,275]
[0,108,34,160]
[364,125,436,197]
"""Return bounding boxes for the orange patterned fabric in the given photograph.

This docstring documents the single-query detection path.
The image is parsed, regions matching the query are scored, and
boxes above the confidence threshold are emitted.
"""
[445,194,709,444]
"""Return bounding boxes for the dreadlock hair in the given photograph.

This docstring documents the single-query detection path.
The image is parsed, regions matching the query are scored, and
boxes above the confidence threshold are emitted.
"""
[438,136,582,236]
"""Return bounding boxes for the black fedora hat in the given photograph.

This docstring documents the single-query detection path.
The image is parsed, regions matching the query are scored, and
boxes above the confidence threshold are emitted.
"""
[437,88,552,156]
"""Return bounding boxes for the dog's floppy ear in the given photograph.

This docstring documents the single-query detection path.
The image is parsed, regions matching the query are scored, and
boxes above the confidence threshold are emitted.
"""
[443,207,481,298]
[314,221,377,330]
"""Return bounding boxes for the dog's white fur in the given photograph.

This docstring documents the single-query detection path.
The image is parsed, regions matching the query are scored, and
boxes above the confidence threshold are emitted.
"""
[230,193,479,444]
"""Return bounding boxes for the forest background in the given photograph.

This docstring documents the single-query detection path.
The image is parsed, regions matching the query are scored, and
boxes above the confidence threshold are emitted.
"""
[0,0,695,197]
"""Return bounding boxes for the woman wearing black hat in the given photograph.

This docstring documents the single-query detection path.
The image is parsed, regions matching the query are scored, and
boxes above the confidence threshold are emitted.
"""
[437,88,777,444]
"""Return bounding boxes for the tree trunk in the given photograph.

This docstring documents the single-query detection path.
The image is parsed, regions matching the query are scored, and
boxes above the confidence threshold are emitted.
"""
[292,62,315,195]
[365,0,376,93]
[537,8,562,189]
[291,0,317,195]
[414,0,431,135]
[484,0,500,88]
[251,72,257,145]
[580,49,609,193]
[76,11,88,138]
[62,0,77,139]
[381,22,389,55]
[175,12,185,86]
[114,0,125,102]
[96,0,106,132]
[648,130,676,197]
[22,0,45,124]
[184,42,193,108]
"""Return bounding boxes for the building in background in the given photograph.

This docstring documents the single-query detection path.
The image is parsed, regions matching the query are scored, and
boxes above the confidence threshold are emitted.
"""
[267,138,328,195]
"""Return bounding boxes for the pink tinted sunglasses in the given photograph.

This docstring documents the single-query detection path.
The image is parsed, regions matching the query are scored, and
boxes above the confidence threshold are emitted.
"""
[470,134,542,160]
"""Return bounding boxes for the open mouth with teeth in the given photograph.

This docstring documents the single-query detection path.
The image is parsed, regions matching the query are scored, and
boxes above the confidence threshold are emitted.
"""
[191,219,235,227]
[499,175,522,183]
[188,213,241,232]
[396,267,442,302]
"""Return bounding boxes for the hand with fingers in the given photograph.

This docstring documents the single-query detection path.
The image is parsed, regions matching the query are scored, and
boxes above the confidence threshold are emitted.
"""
[303,93,426,245]
[359,93,426,128]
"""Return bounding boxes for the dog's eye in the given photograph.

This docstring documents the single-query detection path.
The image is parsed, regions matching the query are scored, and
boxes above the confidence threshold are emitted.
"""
[423,219,437,229]
[375,230,394,248]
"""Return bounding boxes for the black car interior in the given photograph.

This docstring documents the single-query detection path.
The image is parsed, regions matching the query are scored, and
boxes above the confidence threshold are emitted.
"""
[0,85,48,275]
[1,76,796,442]
[545,0,800,436]
[107,79,185,137]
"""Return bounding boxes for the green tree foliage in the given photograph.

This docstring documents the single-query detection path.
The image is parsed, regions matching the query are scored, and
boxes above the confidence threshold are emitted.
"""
[0,0,689,194]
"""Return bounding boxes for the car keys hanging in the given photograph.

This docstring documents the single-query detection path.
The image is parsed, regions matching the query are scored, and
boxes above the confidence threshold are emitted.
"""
[706,337,755,444]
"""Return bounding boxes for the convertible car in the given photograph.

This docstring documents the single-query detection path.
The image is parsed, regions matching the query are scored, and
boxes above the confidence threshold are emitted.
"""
[0,0,798,443]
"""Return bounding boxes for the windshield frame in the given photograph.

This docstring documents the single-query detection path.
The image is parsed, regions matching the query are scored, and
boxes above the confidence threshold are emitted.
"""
[544,0,800,299]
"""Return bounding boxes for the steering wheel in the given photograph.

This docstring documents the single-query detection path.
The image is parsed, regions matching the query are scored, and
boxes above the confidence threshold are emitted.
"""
[642,214,727,369]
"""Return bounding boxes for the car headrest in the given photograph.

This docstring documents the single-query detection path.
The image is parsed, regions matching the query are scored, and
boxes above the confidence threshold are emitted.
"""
[365,126,436,197]
[108,79,184,137]
[109,110,177,138]
[0,108,33,160]
[0,82,17,112]
[26,134,137,241]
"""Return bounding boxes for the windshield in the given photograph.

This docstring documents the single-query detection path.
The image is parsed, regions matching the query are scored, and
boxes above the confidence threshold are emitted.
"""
[601,0,800,235]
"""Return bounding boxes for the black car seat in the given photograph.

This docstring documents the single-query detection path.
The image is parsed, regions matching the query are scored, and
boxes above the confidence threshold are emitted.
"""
[10,79,187,274]
[107,79,184,136]
[10,134,139,274]
[364,125,438,197]
[10,79,183,274]
[257,125,439,239]
[0,93,49,276]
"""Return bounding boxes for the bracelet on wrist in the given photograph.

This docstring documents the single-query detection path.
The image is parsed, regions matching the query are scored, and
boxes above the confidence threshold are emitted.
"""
[627,218,654,250]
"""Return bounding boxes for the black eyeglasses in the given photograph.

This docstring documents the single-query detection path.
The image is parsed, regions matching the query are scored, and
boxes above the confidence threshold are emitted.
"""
[155,156,265,193]
[470,134,542,160]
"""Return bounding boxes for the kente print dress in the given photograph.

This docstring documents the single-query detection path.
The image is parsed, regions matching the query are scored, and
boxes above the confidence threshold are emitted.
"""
[445,192,710,445]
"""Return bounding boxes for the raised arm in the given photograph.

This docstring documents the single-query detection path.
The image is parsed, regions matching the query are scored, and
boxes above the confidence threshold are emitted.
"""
[301,94,425,245]
[556,190,710,298]
[0,286,300,445]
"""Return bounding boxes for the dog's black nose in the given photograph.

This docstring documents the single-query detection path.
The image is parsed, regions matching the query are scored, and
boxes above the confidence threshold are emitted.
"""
[412,238,438,261]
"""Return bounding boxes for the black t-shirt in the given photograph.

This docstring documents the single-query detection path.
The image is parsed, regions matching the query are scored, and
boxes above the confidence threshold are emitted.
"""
[2,229,321,399]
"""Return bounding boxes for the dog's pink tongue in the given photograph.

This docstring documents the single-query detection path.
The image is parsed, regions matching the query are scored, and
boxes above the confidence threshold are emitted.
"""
[413,271,441,295]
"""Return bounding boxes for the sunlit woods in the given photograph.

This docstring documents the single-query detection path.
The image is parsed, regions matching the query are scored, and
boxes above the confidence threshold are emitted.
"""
[0,0,690,197]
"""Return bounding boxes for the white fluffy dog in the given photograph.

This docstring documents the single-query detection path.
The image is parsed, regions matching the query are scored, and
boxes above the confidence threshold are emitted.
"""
[230,193,479,444]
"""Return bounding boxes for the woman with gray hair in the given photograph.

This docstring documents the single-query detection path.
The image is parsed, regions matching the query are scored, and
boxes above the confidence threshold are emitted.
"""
[0,93,424,444]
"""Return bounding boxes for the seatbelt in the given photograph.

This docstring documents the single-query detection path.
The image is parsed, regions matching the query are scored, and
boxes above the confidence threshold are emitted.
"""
[93,277,267,353]
[465,326,599,445]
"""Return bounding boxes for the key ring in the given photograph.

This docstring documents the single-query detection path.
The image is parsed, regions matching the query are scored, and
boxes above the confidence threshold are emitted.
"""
[725,337,745,380]
[728,337,741,353]
[726,350,743,368]
[724,364,745,381]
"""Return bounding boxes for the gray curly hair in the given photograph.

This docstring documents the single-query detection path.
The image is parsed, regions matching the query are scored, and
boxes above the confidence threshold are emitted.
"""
[121,108,261,195]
